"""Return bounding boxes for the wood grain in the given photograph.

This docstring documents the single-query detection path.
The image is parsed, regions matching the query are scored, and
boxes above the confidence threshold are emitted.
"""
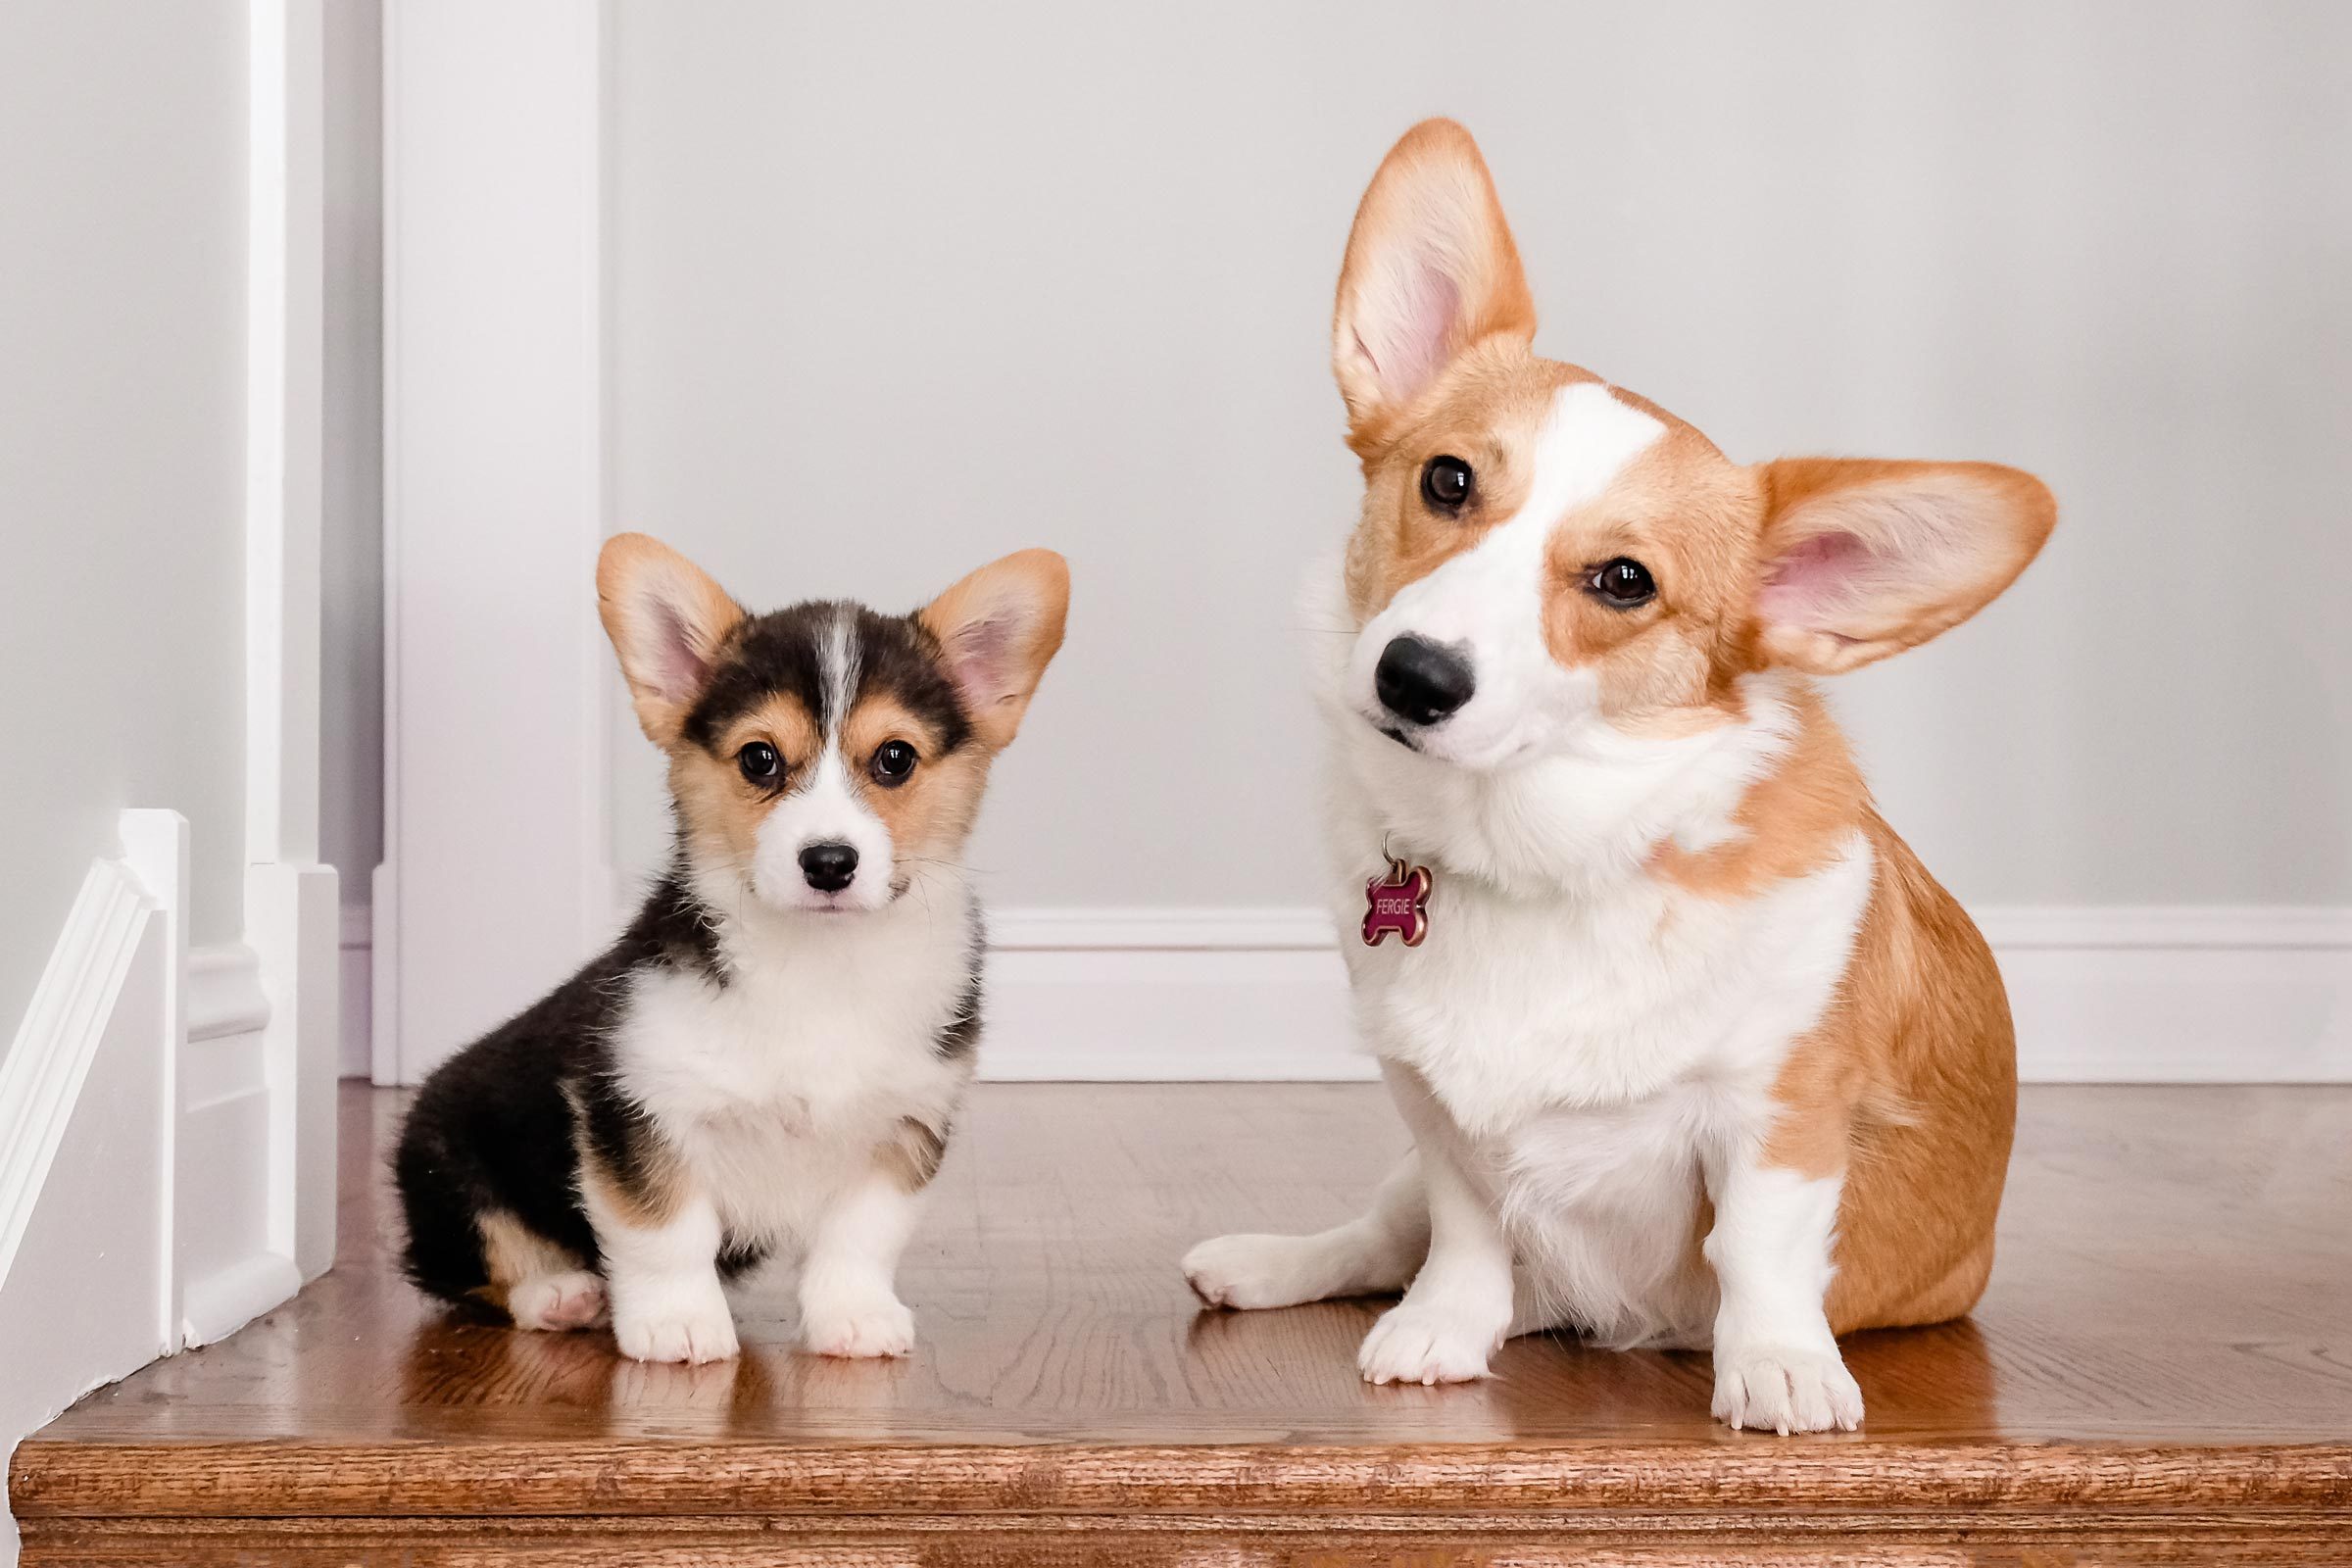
[16,1084,2352,1563]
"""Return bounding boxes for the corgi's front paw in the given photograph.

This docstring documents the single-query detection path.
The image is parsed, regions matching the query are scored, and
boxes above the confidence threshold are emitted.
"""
[612,1284,739,1365]
[1712,1345,1863,1434]
[1358,1300,1502,1386]
[801,1288,915,1358]
[1183,1232,1318,1309]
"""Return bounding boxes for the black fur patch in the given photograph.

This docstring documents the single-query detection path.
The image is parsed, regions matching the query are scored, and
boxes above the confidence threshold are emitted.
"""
[681,601,836,752]
[391,861,778,1308]
[861,611,972,755]
[936,903,985,1060]
[681,601,973,760]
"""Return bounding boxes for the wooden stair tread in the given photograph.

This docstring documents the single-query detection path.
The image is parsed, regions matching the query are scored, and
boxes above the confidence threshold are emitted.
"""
[16,1084,2352,1563]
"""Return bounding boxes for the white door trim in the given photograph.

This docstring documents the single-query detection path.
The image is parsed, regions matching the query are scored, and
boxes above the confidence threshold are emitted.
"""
[241,0,340,1289]
[377,0,611,1086]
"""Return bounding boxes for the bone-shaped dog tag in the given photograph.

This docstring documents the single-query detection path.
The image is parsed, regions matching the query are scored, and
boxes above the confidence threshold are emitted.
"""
[1362,856,1434,948]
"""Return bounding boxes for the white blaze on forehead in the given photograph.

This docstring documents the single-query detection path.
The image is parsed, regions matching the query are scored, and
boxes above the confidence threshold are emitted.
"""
[750,607,897,911]
[821,605,860,735]
[1518,380,1672,524]
[1353,380,1665,767]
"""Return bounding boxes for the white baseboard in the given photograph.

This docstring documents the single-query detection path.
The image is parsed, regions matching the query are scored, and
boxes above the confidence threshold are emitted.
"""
[985,905,2352,1084]
[0,856,163,1295]
[0,822,178,1561]
[3,811,335,1554]
[172,935,284,1347]
[338,901,2352,1085]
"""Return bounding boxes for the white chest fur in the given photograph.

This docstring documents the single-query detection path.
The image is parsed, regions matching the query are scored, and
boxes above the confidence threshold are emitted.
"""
[1313,609,1874,1344]
[1339,836,1873,1134]
[610,882,974,1251]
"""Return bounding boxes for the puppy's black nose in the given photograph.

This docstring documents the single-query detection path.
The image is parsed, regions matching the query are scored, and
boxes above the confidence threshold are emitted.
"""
[799,842,858,893]
[1375,636,1476,726]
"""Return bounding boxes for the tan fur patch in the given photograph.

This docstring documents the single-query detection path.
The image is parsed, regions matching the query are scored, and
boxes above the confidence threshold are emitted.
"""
[1648,687,1870,899]
[1340,350,1582,623]
[879,1115,951,1193]
[473,1209,584,1311]
[1757,813,2019,1335]
[1536,424,1763,724]
[840,693,991,880]
[667,693,825,878]
[578,1143,684,1233]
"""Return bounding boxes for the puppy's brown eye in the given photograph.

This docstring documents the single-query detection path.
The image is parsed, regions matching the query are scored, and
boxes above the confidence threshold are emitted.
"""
[870,740,918,785]
[1421,456,1473,510]
[1588,558,1656,608]
[737,742,782,784]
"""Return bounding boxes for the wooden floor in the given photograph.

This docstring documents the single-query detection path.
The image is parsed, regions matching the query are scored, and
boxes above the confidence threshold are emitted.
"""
[13,1083,2352,1564]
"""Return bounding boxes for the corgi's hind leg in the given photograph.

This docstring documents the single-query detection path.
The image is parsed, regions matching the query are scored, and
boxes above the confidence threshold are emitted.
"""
[507,1269,608,1331]
[479,1209,607,1332]
[1184,1153,1429,1309]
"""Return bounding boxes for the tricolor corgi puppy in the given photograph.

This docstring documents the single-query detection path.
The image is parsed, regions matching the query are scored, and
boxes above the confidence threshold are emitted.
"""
[396,535,1067,1363]
[1183,121,2053,1433]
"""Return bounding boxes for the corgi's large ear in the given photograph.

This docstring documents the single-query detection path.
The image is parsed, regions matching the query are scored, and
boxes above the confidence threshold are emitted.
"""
[1333,119,1537,454]
[597,532,746,747]
[1750,460,2055,674]
[918,549,1070,752]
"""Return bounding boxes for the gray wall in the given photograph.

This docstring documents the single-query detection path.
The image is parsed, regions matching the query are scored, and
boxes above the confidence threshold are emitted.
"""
[0,1,251,1054]
[606,0,2352,912]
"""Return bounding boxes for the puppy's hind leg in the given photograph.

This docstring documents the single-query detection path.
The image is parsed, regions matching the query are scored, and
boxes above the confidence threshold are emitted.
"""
[478,1210,608,1331]
[1184,1153,1429,1309]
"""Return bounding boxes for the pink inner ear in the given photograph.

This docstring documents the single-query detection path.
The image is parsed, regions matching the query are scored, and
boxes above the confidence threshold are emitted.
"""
[947,617,1012,710]
[1371,259,1460,401]
[1759,530,1873,627]
[650,603,710,702]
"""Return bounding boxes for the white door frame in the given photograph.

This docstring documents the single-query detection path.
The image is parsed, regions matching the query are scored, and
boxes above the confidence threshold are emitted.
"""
[377,0,613,1085]
[234,0,341,1307]
[167,0,340,1345]
[0,6,339,1494]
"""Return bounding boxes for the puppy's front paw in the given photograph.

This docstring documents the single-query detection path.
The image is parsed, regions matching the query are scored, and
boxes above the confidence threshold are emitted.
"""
[802,1289,915,1358]
[1358,1301,1502,1386]
[1712,1345,1863,1434]
[1183,1232,1320,1310]
[612,1285,739,1365]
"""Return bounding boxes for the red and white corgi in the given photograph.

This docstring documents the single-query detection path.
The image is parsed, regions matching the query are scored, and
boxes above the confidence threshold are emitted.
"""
[1184,121,2053,1433]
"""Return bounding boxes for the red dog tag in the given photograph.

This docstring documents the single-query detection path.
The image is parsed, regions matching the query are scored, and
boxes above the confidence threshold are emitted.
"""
[1362,856,1435,948]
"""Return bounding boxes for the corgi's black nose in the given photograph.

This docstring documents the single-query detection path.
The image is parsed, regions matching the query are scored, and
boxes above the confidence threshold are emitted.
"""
[799,842,858,893]
[1375,636,1475,726]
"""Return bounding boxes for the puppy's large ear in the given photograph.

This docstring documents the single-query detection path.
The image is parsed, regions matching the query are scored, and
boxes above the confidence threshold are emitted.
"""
[1750,460,2055,674]
[1333,119,1537,453]
[918,549,1070,752]
[597,532,746,747]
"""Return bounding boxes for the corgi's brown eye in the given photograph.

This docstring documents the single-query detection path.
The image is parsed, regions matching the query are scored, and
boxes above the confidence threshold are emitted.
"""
[1588,558,1656,608]
[870,740,918,785]
[1421,455,1473,511]
[737,742,782,784]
